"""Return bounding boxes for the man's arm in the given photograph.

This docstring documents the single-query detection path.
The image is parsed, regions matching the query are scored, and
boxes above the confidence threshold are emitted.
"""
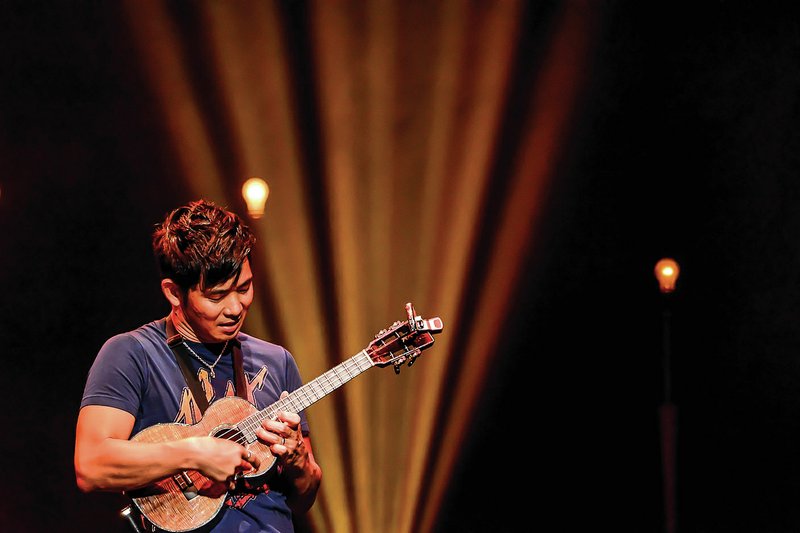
[257,404,322,514]
[74,405,256,492]
[283,436,322,514]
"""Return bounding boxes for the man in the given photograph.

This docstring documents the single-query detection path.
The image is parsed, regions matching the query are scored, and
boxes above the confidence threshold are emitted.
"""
[75,199,321,532]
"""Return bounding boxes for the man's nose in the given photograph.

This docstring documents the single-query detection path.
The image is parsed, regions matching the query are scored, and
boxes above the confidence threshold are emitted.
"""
[225,294,244,316]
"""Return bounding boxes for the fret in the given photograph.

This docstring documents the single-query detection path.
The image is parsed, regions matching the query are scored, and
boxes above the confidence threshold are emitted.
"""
[237,350,375,435]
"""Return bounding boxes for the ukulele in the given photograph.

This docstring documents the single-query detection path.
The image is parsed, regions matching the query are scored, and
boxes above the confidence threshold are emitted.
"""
[124,302,443,532]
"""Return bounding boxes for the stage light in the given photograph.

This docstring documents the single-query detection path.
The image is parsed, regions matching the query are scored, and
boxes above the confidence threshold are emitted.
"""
[654,258,680,293]
[242,177,269,219]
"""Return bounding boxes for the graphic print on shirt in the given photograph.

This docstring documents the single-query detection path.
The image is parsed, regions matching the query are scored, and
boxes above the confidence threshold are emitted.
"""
[173,365,269,425]
[173,367,213,425]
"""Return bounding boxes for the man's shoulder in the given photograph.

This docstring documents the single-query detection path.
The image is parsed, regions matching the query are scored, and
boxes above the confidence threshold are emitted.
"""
[237,332,289,357]
[102,319,166,352]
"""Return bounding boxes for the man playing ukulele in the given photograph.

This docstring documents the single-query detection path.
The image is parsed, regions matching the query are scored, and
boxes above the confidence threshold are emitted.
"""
[75,199,321,532]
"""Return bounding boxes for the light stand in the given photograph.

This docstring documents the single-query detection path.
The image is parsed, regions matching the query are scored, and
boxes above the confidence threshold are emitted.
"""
[655,258,679,533]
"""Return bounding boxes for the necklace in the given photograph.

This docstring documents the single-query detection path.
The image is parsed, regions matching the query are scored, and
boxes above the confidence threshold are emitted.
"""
[182,339,229,378]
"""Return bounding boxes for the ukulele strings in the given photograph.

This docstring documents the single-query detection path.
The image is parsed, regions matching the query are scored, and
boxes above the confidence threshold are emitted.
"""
[210,344,421,447]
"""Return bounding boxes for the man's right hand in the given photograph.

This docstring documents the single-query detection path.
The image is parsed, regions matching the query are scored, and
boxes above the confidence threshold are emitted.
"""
[186,436,260,485]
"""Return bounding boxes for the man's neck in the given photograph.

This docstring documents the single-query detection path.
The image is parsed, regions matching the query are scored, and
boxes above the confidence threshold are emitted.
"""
[169,310,201,343]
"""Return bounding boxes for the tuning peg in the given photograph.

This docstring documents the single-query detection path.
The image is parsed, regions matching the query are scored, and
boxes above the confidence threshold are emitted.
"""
[393,362,401,375]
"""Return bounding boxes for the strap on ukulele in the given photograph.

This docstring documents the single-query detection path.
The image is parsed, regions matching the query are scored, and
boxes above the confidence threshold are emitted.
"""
[165,316,210,414]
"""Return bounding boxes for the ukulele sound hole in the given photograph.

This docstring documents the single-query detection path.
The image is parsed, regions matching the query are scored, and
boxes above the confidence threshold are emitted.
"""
[212,425,245,444]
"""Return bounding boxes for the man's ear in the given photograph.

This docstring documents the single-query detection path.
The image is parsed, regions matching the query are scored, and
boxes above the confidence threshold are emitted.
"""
[161,278,183,307]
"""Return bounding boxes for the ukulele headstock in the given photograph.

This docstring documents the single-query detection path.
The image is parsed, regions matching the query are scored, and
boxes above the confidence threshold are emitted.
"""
[366,303,444,373]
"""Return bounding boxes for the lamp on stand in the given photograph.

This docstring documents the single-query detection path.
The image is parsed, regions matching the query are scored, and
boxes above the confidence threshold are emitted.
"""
[655,257,680,533]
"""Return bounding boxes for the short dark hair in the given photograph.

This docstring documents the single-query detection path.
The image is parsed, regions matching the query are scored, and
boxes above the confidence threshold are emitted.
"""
[152,199,256,291]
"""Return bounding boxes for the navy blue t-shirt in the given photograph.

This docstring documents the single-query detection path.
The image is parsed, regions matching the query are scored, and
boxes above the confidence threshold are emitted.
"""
[81,318,310,532]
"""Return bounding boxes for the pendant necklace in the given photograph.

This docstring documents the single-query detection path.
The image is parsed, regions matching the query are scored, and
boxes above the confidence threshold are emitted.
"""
[182,340,229,378]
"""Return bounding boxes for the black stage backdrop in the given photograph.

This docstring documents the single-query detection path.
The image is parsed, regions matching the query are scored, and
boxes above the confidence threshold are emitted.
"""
[1,2,800,532]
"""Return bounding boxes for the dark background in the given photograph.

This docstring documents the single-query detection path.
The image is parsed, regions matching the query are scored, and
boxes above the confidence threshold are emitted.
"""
[2,1,800,532]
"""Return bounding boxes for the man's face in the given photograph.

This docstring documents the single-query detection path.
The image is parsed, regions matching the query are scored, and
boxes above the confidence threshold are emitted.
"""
[183,259,254,343]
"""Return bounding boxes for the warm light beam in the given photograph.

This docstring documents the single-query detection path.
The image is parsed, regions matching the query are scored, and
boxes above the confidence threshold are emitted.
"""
[121,1,599,531]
